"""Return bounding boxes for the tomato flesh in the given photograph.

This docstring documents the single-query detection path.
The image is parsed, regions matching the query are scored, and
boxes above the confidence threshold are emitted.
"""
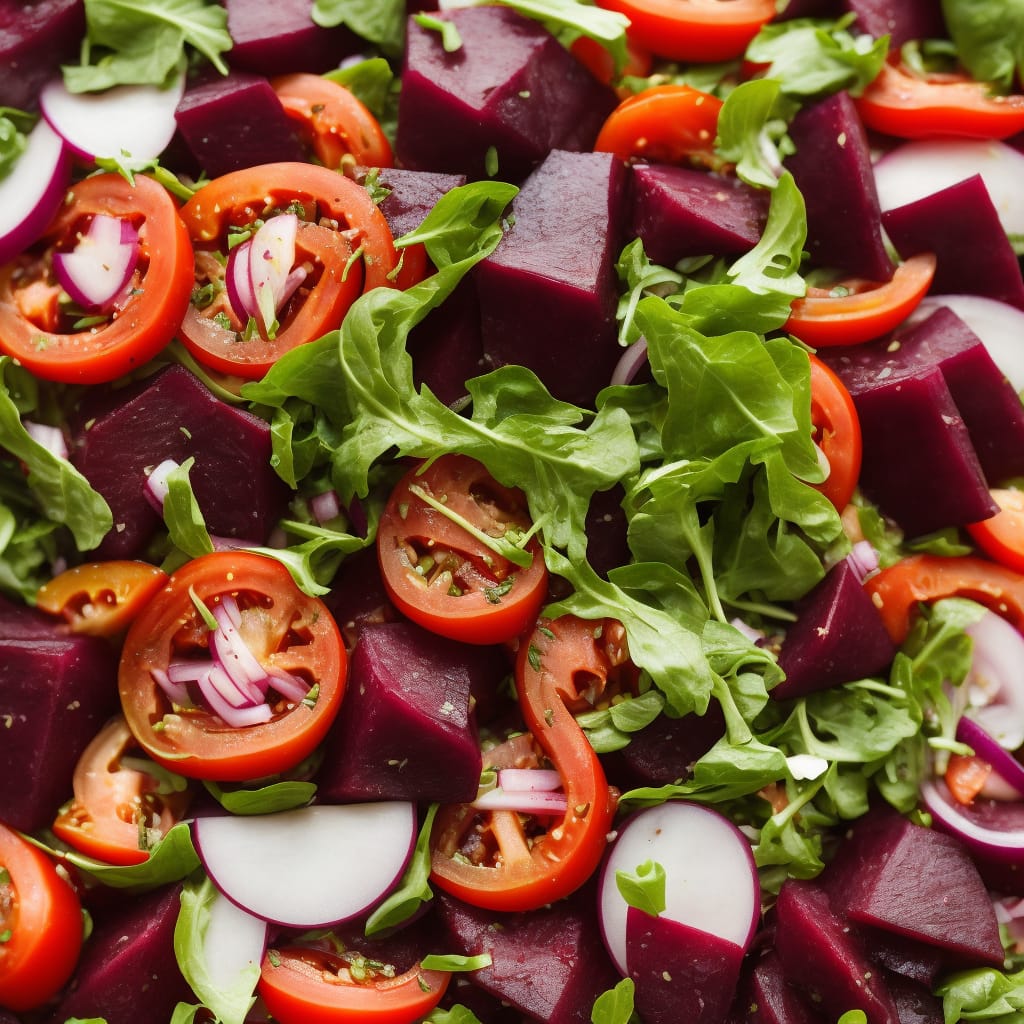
[967,490,1024,575]
[808,354,862,512]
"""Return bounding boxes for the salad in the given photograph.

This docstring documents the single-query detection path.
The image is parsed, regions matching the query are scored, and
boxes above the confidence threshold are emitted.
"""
[3,0,1024,1022]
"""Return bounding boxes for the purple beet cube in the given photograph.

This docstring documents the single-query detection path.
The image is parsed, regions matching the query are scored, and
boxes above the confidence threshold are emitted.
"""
[474,148,629,407]
[747,951,822,1024]
[316,621,483,804]
[842,0,947,46]
[396,6,617,181]
[175,71,306,176]
[882,174,1024,310]
[0,634,119,833]
[365,166,468,241]
[69,365,290,559]
[0,0,84,112]
[630,165,769,266]
[785,91,895,281]
[773,559,895,700]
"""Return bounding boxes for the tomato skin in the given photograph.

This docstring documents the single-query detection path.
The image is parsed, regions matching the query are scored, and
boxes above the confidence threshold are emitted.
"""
[785,253,937,348]
[593,85,723,165]
[118,551,347,782]
[595,0,776,62]
[0,173,193,384]
[967,490,1024,575]
[376,455,549,646]
[862,554,1024,645]
[570,34,653,91]
[36,560,168,638]
[0,822,83,1012]
[430,616,619,912]
[808,354,861,511]
[258,947,449,1024]
[856,59,1024,139]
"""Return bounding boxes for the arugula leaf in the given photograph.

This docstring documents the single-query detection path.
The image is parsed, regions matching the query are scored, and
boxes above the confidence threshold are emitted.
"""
[936,964,1024,1021]
[419,952,493,972]
[615,859,667,915]
[202,779,317,815]
[325,58,398,141]
[414,13,463,52]
[942,0,1024,92]
[715,78,792,190]
[424,1007,486,1024]
[0,471,61,601]
[63,0,231,92]
[591,978,637,1024]
[312,0,406,56]
[162,457,215,559]
[0,108,34,181]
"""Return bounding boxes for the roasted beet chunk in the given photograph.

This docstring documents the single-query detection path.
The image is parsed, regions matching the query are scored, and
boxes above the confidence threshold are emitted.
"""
[396,6,617,181]
[474,149,629,407]
[69,365,289,559]
[0,0,84,112]
[842,0,947,47]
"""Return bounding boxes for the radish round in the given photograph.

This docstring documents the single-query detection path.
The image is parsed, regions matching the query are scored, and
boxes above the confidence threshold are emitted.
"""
[193,802,417,927]
[598,802,760,976]
[0,119,70,264]
[40,72,186,163]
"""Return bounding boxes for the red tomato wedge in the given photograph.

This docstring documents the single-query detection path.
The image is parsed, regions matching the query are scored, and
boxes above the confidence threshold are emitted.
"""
[968,490,1024,575]
[808,355,861,511]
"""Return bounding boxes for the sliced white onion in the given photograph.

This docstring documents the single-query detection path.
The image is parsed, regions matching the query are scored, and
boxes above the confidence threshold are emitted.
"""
[53,213,140,311]
[472,789,569,814]
[497,768,562,792]
[22,421,68,460]
[143,458,179,512]
[963,611,1024,751]
[40,71,185,163]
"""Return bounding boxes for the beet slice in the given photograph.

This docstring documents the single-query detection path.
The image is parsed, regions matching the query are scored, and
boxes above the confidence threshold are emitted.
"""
[748,950,823,1024]
[626,908,745,1024]
[474,148,629,407]
[69,365,290,559]
[862,927,948,988]
[175,70,306,176]
[785,91,895,281]
[316,621,483,804]
[774,878,899,1024]
[842,0,947,46]
[772,559,895,700]
[368,166,468,241]
[396,6,617,181]
[885,971,945,1024]
[0,0,84,112]
[882,175,1024,310]
[629,165,769,266]
[433,888,622,1024]
[45,884,192,1024]
[0,634,118,833]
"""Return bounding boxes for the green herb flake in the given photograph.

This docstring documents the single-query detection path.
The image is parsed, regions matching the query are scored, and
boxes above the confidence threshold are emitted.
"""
[484,145,499,178]
[414,12,462,52]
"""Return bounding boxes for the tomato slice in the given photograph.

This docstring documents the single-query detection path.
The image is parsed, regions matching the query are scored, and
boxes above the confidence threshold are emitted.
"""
[0,173,193,384]
[36,560,168,638]
[808,355,861,512]
[376,455,549,646]
[258,946,449,1024]
[862,554,1024,645]
[967,490,1024,575]
[593,84,723,165]
[595,0,777,62]
[430,615,621,912]
[52,715,192,866]
[856,58,1024,140]
[944,752,992,806]
[271,73,394,170]
[784,253,937,348]
[570,34,653,91]
[0,822,83,1012]
[118,551,347,782]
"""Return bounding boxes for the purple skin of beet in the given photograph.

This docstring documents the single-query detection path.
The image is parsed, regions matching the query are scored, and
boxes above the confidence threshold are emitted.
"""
[0,0,84,112]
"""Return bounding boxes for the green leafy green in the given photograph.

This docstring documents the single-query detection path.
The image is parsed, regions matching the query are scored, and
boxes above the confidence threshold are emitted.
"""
[0,108,34,181]
[202,779,317,815]
[312,0,406,56]
[715,78,792,190]
[615,859,666,916]
[162,457,215,559]
[424,1007,486,1024]
[420,952,493,972]
[591,978,637,1024]
[325,58,398,142]
[942,0,1024,92]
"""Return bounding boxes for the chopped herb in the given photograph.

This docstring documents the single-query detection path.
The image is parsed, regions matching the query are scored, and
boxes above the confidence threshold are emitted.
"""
[0,929,11,943]
[528,645,541,671]
[483,577,514,604]
[212,311,233,331]
[302,683,320,708]
[414,13,462,52]
[188,586,218,631]
[267,949,282,968]
[484,145,499,177]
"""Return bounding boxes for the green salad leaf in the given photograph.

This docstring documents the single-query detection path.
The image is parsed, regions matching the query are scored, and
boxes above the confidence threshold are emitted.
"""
[312,0,407,56]
[942,0,1024,92]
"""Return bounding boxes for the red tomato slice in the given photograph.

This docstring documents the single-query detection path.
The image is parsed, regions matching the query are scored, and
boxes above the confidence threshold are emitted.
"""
[570,34,653,91]
[52,715,192,865]
[430,615,622,912]
[967,490,1024,575]
[808,355,861,512]
[595,0,777,63]
[258,946,449,1024]
[784,253,937,348]
[856,58,1024,140]
[945,753,992,806]
[376,455,549,646]
[0,173,193,384]
[118,551,347,782]
[0,822,83,1012]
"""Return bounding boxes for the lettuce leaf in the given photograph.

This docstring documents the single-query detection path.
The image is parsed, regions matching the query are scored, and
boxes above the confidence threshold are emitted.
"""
[942,0,1024,92]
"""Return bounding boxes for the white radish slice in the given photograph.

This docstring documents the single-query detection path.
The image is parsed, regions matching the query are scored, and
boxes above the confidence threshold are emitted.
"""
[40,71,186,163]
[874,139,1024,238]
[0,119,70,264]
[598,802,760,977]
[193,802,418,927]
[200,886,268,992]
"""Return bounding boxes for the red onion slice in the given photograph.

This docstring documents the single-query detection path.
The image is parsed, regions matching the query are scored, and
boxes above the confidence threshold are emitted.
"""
[310,489,342,525]
[143,458,179,512]
[248,213,303,335]
[53,213,140,311]
[225,238,257,323]
[921,777,1024,863]
[955,716,1024,801]
[265,668,311,704]
[497,768,563,792]
[472,789,569,815]
[845,540,880,583]
[963,611,1024,751]
[22,421,68,460]
[198,668,273,727]
[610,337,650,387]
[151,667,191,707]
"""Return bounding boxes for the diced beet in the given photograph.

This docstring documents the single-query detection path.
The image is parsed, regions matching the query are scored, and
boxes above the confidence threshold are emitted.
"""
[813,359,996,537]
[748,950,823,1024]
[225,0,361,75]
[862,927,947,988]
[45,884,191,1024]
[0,0,84,112]
[822,807,1004,969]
[883,175,1024,310]
[885,971,945,1024]
[584,484,631,580]
[0,635,118,833]
[433,887,622,1024]
[774,878,898,1024]
[322,546,398,647]
[777,0,842,17]
[772,559,895,700]
[785,91,895,280]
[441,976,525,1024]
[474,149,629,407]
[629,165,769,266]
[368,165,468,241]
[396,6,617,181]
[626,908,745,1024]
[841,0,947,46]
[175,71,306,176]
[69,365,290,560]
[0,592,66,638]
[316,621,483,804]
